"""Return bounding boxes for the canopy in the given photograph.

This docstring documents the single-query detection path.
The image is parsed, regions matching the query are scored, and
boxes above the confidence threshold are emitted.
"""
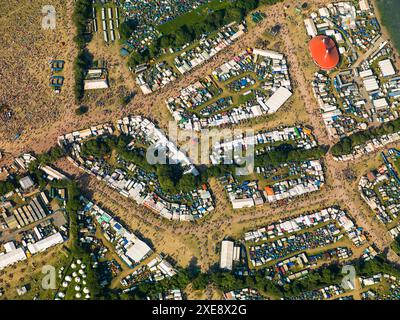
[309,35,339,70]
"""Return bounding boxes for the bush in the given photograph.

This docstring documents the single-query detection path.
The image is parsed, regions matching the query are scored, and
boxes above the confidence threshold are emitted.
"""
[81,137,114,159]
[0,180,15,196]
[119,95,132,107]
[75,105,89,115]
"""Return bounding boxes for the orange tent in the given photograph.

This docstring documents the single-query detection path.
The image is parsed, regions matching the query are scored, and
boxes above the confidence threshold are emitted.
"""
[264,186,275,196]
[308,35,339,70]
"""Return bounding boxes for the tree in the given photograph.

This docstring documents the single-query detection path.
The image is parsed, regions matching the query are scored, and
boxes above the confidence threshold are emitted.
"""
[178,174,196,193]
[330,117,400,156]
[119,95,131,107]
[120,19,138,42]
[157,164,184,193]
[81,137,112,159]
[72,0,92,49]
[234,0,259,11]
[391,237,400,256]
[192,273,209,290]
[73,49,92,102]
[75,105,89,115]
[174,26,194,47]
[224,8,244,24]
[0,180,14,196]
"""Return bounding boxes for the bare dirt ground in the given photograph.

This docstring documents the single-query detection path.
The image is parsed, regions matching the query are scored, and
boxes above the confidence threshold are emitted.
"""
[1,0,400,296]
[0,0,75,150]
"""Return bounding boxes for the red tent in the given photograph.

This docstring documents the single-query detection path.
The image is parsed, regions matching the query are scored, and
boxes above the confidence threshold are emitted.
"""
[308,35,340,70]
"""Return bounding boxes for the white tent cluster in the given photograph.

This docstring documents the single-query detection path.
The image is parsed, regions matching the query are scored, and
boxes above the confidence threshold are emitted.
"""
[136,22,246,95]
[120,254,177,288]
[56,259,91,300]
[0,231,65,271]
[136,62,177,95]
[334,132,400,161]
[224,288,263,300]
[263,160,325,203]
[117,116,198,176]
[359,164,399,226]
[304,1,380,53]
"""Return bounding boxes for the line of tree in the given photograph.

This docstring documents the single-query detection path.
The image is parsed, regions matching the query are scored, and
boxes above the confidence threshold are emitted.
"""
[72,0,92,50]
[72,0,93,102]
[355,253,400,279]
[127,0,283,67]
[120,262,339,300]
[254,144,328,168]
[25,146,66,175]
[330,118,400,157]
[36,146,66,166]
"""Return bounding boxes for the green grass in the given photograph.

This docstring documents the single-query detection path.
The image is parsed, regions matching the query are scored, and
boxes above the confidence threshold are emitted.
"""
[393,158,400,174]
[377,0,400,54]
[237,91,256,105]
[157,0,231,34]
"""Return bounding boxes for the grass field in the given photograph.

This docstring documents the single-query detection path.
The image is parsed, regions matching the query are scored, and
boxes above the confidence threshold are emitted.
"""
[0,246,69,300]
[376,0,400,54]
[157,0,230,34]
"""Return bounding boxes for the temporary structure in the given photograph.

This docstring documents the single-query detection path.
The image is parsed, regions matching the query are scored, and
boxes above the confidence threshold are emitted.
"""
[309,35,340,70]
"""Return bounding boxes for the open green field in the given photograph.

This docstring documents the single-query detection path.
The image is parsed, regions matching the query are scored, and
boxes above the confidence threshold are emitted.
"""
[377,0,400,54]
[157,0,230,34]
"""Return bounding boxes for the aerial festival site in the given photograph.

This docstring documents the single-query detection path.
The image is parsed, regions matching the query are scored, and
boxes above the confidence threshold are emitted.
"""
[1,0,400,315]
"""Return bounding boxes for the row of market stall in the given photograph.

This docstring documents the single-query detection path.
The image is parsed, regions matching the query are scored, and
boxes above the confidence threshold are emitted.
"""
[80,198,153,268]
[166,48,292,131]
[244,207,366,267]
